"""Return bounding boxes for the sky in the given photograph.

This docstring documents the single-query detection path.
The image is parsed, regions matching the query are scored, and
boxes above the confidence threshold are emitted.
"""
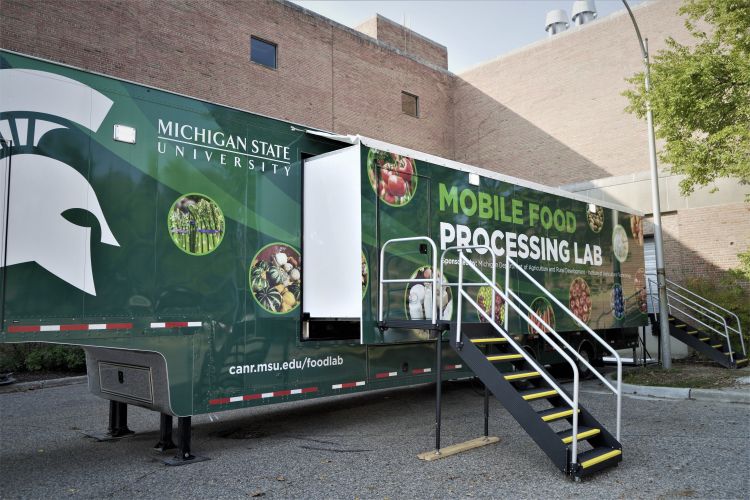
[290,0,645,73]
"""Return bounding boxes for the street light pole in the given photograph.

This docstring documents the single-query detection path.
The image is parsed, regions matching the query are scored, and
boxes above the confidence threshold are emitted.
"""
[622,0,672,368]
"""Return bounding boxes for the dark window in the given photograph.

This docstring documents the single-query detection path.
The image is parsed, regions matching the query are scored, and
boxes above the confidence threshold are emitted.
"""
[251,36,277,69]
[401,91,419,118]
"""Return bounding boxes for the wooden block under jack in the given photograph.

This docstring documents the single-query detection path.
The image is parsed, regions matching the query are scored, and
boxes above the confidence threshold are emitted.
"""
[417,436,500,461]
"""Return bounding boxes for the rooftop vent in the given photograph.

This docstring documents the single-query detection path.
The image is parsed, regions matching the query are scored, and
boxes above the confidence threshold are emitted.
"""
[571,0,597,26]
[545,9,569,37]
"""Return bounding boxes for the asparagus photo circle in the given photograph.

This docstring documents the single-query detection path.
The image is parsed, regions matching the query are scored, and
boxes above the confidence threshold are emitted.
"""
[168,193,225,256]
[361,251,369,298]
[250,243,302,314]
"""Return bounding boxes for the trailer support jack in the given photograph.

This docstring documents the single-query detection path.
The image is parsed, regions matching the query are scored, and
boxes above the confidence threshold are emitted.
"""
[163,416,209,466]
[82,401,134,441]
[154,413,176,451]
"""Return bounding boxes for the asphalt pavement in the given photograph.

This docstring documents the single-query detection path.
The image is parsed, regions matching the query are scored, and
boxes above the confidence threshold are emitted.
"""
[0,378,748,499]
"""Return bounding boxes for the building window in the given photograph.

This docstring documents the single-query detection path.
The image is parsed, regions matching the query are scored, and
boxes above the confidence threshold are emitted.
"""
[402,91,419,118]
[251,36,277,69]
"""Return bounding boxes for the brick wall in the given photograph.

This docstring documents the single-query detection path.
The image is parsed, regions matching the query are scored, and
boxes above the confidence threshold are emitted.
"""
[643,203,750,284]
[0,0,454,157]
[454,0,696,185]
[355,15,449,70]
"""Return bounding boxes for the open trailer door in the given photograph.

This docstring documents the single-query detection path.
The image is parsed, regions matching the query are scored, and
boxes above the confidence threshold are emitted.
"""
[301,144,363,342]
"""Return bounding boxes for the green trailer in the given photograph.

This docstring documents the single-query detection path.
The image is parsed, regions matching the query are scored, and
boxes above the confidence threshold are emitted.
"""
[0,50,648,478]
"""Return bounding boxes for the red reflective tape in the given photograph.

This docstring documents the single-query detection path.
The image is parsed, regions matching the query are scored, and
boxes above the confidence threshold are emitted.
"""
[375,372,390,379]
[274,389,292,397]
[340,382,358,389]
[243,394,262,401]
[209,397,231,405]
[60,324,88,331]
[164,322,188,328]
[8,325,41,333]
[106,323,133,330]
[302,387,317,394]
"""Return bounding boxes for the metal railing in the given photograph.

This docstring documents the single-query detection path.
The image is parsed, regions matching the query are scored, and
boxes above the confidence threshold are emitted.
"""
[505,255,622,442]
[455,250,582,466]
[378,237,438,324]
[439,245,497,322]
[647,278,746,362]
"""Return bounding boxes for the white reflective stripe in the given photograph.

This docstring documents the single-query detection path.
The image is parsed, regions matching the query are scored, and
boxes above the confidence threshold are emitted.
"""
[355,381,366,387]
[229,396,243,403]
[40,325,60,332]
[332,384,343,389]
[187,322,202,327]
[151,322,166,328]
[423,368,432,373]
[261,392,274,398]
[89,324,107,330]
[455,365,462,369]
[388,372,398,377]
[290,389,302,395]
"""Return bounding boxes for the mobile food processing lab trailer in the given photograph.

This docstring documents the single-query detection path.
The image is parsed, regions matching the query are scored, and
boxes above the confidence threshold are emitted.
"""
[0,50,648,478]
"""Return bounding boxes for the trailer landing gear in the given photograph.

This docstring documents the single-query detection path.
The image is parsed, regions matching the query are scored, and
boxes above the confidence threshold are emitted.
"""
[154,413,176,451]
[162,417,209,466]
[83,401,135,441]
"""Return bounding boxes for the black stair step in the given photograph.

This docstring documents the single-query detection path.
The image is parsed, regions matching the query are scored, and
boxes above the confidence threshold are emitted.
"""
[577,446,622,470]
[519,387,558,401]
[735,358,749,366]
[377,319,448,331]
[557,426,601,444]
[537,406,580,422]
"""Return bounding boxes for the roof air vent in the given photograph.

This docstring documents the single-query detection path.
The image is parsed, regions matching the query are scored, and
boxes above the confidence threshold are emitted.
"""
[571,0,597,26]
[545,10,569,37]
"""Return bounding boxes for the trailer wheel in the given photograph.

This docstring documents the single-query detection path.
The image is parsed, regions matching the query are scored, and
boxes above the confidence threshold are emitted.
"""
[576,341,595,379]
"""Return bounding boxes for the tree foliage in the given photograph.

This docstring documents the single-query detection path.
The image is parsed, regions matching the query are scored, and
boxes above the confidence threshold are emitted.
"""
[623,0,750,196]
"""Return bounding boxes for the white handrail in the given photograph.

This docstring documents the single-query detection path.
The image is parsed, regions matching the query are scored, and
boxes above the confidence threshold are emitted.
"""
[647,277,745,362]
[505,255,622,441]
[456,253,581,465]
[666,279,746,358]
[507,289,618,395]
[439,245,497,323]
[379,237,438,324]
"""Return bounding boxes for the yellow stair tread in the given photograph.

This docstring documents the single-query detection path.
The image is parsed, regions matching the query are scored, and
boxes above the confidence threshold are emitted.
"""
[471,337,508,343]
[521,389,558,401]
[580,449,622,469]
[539,407,580,422]
[561,428,601,444]
[487,354,523,362]
[504,371,540,381]
[675,324,686,328]
[711,344,723,349]
[699,337,711,342]
[687,330,698,334]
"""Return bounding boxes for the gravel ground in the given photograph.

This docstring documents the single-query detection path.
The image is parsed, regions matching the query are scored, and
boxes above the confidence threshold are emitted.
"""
[0,378,748,499]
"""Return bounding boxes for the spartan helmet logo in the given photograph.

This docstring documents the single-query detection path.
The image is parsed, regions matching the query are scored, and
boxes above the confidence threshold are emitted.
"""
[0,69,120,296]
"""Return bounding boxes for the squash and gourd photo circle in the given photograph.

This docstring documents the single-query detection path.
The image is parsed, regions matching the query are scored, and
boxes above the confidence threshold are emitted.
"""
[250,243,301,314]
[168,193,225,255]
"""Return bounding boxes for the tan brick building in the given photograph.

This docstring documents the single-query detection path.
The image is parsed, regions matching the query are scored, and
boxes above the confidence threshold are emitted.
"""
[1,0,747,285]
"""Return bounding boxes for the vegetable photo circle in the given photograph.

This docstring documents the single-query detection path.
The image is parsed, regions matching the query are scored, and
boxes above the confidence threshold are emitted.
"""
[528,296,555,335]
[366,148,418,207]
[403,266,452,321]
[250,243,301,314]
[168,193,225,256]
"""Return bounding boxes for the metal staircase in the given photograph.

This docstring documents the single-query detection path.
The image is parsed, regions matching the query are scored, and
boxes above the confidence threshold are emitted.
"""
[377,238,624,480]
[648,279,747,368]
